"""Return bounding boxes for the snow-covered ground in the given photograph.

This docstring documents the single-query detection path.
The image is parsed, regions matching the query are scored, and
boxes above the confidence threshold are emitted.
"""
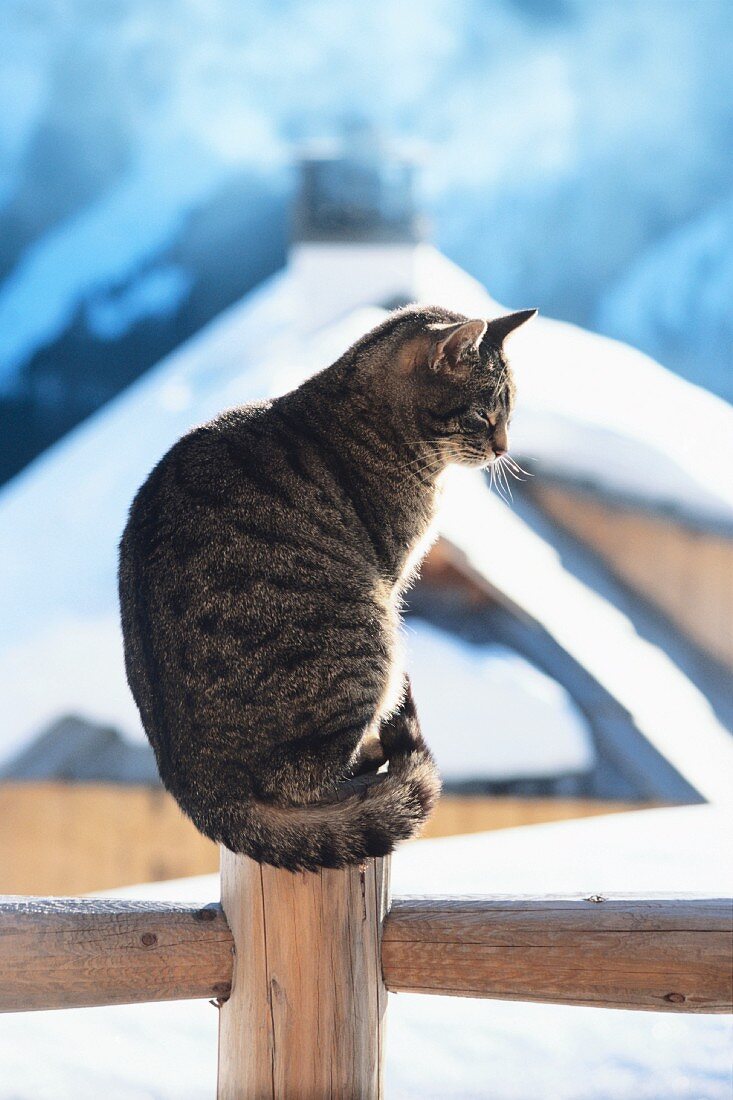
[0,806,730,1099]
[0,247,731,790]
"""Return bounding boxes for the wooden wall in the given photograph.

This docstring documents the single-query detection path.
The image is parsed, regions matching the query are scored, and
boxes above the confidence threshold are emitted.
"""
[0,782,642,896]
[0,783,218,896]
[534,484,733,673]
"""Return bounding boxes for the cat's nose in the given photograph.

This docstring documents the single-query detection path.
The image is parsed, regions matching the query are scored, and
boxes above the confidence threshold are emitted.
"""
[492,427,509,456]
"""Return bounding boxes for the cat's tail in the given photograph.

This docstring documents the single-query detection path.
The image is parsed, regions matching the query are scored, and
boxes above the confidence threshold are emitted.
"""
[192,688,442,873]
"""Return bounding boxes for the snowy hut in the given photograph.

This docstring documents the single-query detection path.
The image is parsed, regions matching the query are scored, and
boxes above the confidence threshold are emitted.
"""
[0,145,730,893]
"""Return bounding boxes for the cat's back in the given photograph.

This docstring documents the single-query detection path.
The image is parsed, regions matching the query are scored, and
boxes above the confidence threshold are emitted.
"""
[124,401,273,538]
[119,398,371,629]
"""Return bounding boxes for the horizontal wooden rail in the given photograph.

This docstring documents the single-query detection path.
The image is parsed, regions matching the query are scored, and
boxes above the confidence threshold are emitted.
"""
[0,898,234,1012]
[0,893,731,1015]
[382,895,733,1012]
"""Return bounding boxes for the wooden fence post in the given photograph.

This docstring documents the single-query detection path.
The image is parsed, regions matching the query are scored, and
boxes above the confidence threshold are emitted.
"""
[217,850,391,1099]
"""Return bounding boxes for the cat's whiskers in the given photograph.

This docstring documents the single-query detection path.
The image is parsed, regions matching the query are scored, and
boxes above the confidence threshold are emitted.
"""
[397,441,451,470]
[401,449,457,481]
[496,458,514,502]
[501,455,533,480]
[397,455,434,470]
[502,466,525,482]
[500,455,528,482]
[398,453,449,477]
[508,453,537,470]
[398,439,468,479]
[494,465,509,505]
[398,455,437,471]
[488,462,510,506]
[403,439,450,447]
[408,462,446,481]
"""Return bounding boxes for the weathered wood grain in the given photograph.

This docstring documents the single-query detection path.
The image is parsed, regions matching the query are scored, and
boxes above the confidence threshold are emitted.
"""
[217,851,390,1100]
[1,891,730,1027]
[382,895,733,1012]
[0,897,234,1011]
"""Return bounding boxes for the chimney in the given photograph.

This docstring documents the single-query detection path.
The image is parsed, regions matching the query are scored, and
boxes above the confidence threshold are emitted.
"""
[290,124,425,329]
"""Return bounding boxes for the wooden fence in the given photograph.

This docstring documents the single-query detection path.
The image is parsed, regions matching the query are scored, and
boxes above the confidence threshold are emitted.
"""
[1,849,731,1098]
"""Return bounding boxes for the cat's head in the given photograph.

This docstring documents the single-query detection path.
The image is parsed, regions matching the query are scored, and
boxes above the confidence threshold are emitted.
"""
[390,305,537,468]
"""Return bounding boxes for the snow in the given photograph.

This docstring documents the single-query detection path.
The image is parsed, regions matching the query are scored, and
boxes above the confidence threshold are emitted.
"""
[0,806,730,1099]
[0,269,294,762]
[509,318,733,528]
[290,242,419,330]
[410,248,733,528]
[405,620,593,780]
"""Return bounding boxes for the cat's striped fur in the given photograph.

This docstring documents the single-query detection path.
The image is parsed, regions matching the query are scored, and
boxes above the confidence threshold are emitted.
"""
[118,304,534,870]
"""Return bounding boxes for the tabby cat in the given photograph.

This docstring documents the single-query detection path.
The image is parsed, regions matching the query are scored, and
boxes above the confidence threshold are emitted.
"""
[118,304,535,871]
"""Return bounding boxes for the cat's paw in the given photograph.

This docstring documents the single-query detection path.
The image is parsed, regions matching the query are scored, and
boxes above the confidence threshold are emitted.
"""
[351,733,387,776]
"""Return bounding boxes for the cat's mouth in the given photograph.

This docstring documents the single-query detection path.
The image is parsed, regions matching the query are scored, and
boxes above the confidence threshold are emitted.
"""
[450,447,498,470]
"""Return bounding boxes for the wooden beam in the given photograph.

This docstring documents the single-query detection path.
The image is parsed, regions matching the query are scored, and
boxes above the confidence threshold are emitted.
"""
[382,895,733,1013]
[1,892,730,1020]
[0,897,233,1012]
[217,851,390,1100]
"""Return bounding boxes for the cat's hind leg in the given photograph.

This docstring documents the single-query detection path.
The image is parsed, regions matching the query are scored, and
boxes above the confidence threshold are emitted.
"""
[378,676,427,757]
[350,731,387,776]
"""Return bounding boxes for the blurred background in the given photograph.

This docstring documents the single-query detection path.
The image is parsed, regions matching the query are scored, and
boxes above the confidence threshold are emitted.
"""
[0,2,731,1097]
[1,0,732,481]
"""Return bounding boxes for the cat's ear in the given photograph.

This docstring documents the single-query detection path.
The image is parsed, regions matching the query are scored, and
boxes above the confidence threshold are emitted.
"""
[428,319,488,375]
[483,309,538,347]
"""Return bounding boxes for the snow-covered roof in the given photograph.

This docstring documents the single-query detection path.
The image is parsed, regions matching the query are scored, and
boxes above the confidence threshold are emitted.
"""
[511,317,733,530]
[0,246,731,791]
[407,247,733,529]
[406,621,593,781]
[436,468,733,805]
[0,266,595,780]
[0,806,729,1100]
[0,271,295,763]
[0,716,159,784]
